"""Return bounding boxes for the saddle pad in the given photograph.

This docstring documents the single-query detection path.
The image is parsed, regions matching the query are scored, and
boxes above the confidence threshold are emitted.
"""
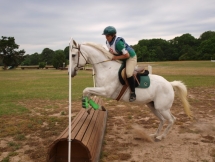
[138,76,150,88]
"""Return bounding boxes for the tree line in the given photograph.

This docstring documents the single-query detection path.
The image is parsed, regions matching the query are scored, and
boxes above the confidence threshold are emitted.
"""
[21,47,69,69]
[0,36,69,69]
[0,30,215,69]
[132,31,215,62]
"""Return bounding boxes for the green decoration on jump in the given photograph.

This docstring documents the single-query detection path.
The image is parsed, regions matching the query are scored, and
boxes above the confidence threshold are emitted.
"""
[82,96,89,108]
[82,96,100,110]
[88,99,99,110]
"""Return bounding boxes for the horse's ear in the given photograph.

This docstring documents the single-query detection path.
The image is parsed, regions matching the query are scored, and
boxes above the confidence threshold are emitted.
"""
[73,40,77,47]
[69,37,74,47]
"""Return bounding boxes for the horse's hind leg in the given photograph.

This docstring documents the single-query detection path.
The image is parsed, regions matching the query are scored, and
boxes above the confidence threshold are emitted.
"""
[155,110,176,140]
[146,102,166,138]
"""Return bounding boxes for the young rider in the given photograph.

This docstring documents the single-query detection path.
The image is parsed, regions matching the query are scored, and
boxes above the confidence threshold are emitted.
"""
[102,26,137,102]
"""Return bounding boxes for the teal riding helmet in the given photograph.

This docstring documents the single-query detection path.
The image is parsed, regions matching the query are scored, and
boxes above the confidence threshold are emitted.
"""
[102,26,117,35]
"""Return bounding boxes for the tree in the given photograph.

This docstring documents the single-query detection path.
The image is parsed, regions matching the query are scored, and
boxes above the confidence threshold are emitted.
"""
[155,46,165,61]
[199,31,215,42]
[52,50,67,69]
[0,59,3,66]
[133,38,170,61]
[29,52,40,65]
[198,36,215,60]
[21,54,31,65]
[132,44,149,62]
[179,46,197,60]
[169,34,198,60]
[64,46,69,60]
[40,48,55,65]
[0,36,25,69]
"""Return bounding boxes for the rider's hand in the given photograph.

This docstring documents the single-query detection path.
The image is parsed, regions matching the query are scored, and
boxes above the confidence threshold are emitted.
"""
[109,48,114,54]
[112,56,116,60]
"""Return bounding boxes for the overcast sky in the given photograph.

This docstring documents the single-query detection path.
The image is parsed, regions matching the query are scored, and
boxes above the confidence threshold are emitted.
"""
[1,0,215,54]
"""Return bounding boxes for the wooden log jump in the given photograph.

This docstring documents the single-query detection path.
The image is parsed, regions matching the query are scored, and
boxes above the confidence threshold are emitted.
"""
[46,96,107,162]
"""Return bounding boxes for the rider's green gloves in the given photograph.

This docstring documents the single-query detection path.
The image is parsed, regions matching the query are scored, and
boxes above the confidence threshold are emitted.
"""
[82,96,100,110]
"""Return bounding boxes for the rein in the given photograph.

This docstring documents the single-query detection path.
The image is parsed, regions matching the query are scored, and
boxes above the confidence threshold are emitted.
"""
[72,44,111,71]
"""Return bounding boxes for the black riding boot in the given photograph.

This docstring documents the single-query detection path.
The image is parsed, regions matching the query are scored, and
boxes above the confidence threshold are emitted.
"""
[127,76,136,102]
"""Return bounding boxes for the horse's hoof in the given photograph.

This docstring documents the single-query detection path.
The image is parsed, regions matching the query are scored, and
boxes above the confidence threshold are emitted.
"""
[155,136,162,141]
[149,134,157,138]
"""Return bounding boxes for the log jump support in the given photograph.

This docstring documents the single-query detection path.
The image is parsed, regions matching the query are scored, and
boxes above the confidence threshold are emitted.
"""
[46,96,107,162]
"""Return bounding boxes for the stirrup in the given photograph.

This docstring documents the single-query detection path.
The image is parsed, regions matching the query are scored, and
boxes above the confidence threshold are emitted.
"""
[129,92,136,102]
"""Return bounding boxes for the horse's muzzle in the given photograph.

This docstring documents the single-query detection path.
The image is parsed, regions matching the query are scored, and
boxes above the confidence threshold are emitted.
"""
[71,71,77,77]
[68,71,77,77]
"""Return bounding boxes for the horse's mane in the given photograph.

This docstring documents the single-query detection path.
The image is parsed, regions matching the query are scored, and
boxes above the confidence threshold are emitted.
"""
[84,42,113,60]
[84,43,122,64]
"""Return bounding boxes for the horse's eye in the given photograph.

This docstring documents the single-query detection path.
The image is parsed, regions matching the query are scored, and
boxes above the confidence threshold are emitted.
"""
[72,54,76,58]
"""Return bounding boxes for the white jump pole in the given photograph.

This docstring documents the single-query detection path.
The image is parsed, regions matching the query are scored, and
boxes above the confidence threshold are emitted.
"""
[68,38,72,162]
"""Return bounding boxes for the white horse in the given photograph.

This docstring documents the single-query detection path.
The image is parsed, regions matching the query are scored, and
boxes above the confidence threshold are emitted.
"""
[69,38,191,141]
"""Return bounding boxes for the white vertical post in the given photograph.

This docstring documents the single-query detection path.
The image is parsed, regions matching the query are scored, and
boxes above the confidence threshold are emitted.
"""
[68,38,72,162]
[148,65,152,74]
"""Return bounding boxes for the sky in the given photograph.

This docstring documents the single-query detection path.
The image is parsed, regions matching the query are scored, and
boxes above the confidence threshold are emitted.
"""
[0,0,215,54]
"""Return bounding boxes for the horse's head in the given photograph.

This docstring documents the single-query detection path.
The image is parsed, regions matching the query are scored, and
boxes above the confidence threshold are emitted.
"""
[69,38,88,77]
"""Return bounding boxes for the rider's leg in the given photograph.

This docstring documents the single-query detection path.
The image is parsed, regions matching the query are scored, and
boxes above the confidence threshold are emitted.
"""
[127,76,136,101]
[126,56,137,102]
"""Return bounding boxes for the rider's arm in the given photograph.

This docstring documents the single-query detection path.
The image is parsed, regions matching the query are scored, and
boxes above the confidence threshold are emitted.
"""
[112,40,130,60]
[112,53,129,60]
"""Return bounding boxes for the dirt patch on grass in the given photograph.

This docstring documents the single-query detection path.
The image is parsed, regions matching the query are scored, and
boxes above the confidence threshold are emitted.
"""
[0,88,215,162]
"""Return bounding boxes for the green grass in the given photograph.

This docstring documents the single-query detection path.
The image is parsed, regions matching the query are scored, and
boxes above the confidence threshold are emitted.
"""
[141,61,215,88]
[163,75,215,88]
[72,70,94,100]
[0,69,68,100]
[0,69,93,101]
[0,61,214,116]
[0,102,29,116]
[0,69,93,116]
[145,60,215,68]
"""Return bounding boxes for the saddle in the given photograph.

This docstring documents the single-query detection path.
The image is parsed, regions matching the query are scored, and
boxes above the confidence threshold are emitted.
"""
[120,66,150,88]
[116,66,150,101]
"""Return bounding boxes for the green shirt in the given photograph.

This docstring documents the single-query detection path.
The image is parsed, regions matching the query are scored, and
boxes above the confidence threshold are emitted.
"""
[115,40,136,57]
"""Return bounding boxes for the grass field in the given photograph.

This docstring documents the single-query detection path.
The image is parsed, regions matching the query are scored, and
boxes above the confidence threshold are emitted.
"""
[141,61,215,87]
[0,60,214,118]
[0,61,215,161]
[0,69,93,116]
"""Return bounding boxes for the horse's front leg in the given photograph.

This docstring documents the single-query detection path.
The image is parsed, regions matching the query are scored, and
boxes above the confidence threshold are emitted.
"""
[83,87,108,97]
[82,87,108,112]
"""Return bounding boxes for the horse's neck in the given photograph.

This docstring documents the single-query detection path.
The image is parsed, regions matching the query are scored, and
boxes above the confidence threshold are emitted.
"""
[93,61,120,77]
[93,61,120,89]
[83,45,121,85]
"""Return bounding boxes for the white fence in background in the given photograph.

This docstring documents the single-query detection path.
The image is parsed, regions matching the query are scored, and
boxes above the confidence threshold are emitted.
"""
[148,65,152,74]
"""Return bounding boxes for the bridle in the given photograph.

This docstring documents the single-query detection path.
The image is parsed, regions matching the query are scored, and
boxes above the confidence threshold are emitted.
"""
[72,44,88,71]
[72,44,111,72]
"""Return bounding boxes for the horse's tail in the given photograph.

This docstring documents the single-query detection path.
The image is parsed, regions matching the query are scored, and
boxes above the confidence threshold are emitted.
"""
[170,81,192,118]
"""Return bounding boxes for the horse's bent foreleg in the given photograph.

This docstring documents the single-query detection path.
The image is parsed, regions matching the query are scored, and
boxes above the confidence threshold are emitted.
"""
[83,87,108,97]
[155,110,176,140]
[147,102,165,138]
